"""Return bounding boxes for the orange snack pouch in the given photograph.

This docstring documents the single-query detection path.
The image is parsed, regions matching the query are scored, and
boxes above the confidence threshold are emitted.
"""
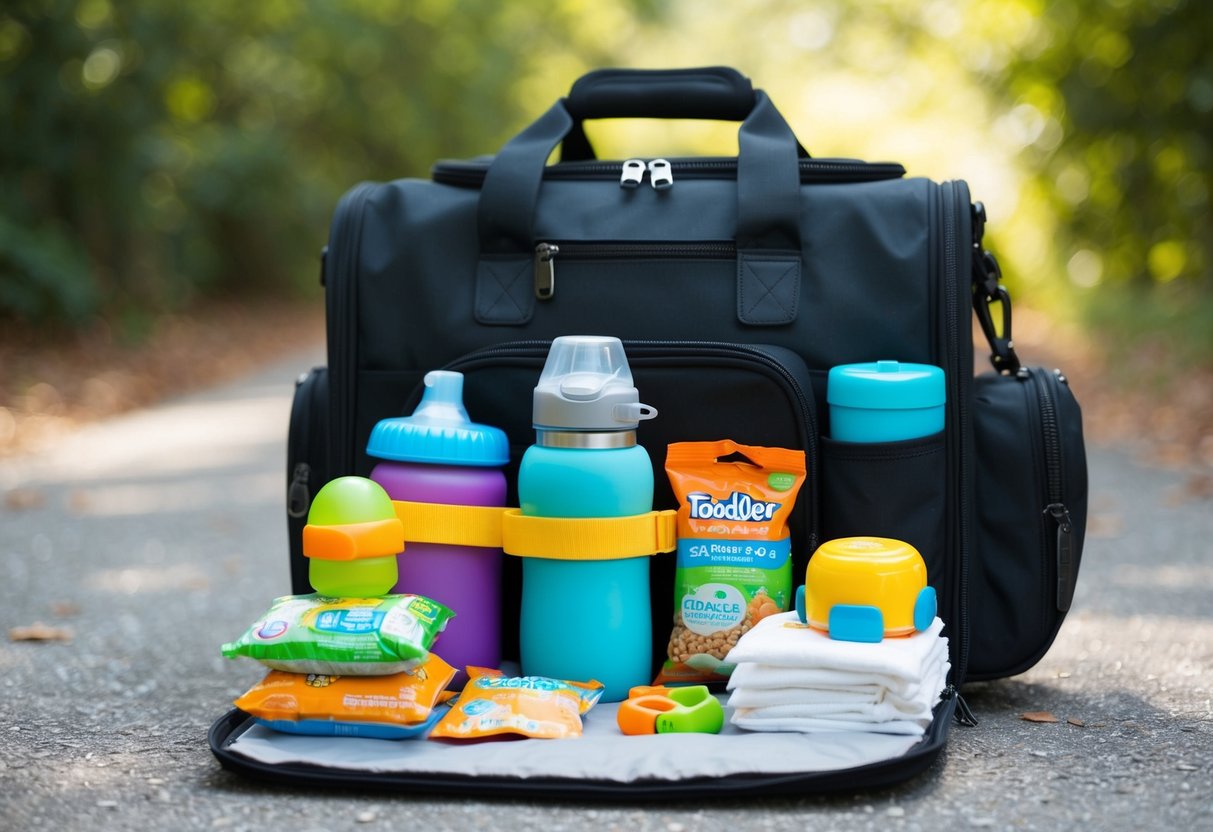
[234,653,455,727]
[656,440,806,685]
[429,667,603,740]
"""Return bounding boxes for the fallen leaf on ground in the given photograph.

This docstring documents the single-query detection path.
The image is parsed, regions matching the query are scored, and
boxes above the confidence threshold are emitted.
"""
[1067,717,1085,727]
[10,623,74,642]
[1021,711,1059,723]
[4,488,46,510]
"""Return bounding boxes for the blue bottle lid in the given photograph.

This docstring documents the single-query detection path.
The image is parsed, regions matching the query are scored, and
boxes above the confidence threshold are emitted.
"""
[366,371,509,466]
[827,361,946,410]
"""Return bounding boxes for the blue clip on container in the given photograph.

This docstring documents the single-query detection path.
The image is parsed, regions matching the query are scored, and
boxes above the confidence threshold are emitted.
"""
[827,361,946,443]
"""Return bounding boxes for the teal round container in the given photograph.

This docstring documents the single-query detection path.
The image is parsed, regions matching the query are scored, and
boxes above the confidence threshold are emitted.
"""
[827,361,946,442]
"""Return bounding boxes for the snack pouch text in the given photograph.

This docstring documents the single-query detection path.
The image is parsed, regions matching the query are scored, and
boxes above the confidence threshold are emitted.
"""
[429,667,603,740]
[656,440,806,685]
[221,593,453,675]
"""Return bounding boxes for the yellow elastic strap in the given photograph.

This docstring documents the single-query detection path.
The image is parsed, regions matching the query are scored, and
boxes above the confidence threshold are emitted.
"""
[502,509,678,561]
[393,501,508,549]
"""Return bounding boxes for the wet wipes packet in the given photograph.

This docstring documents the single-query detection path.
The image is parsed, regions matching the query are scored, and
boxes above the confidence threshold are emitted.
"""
[233,654,457,740]
[429,667,604,740]
[221,594,453,676]
[656,440,806,685]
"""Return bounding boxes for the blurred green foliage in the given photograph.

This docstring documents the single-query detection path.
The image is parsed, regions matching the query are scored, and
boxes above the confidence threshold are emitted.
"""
[3,0,1211,362]
[1,0,651,327]
[984,0,1213,361]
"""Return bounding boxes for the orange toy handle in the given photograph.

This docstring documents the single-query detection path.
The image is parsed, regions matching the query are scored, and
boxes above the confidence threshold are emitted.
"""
[617,695,680,735]
[302,518,405,561]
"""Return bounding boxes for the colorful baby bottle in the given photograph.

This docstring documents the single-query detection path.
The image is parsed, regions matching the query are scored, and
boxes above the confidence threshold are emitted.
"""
[367,371,509,674]
[303,476,403,597]
[516,336,658,702]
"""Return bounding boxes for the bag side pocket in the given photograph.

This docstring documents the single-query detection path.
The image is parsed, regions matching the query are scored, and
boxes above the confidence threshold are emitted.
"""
[819,432,949,623]
[968,367,1088,680]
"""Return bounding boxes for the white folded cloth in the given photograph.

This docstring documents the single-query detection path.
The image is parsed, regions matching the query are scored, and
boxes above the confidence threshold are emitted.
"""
[729,710,932,736]
[726,650,948,715]
[723,611,950,736]
[724,612,946,681]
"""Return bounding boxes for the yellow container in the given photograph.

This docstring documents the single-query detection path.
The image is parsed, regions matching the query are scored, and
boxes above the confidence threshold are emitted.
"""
[795,537,936,642]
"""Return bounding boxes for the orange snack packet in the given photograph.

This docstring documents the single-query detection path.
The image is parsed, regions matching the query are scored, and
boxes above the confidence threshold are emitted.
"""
[656,440,806,685]
[429,666,603,740]
[234,653,455,728]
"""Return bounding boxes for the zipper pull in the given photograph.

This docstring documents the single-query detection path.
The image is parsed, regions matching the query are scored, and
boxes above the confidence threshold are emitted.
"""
[1046,503,1076,611]
[287,462,311,519]
[648,159,673,190]
[534,242,559,300]
[620,159,646,189]
[945,685,979,727]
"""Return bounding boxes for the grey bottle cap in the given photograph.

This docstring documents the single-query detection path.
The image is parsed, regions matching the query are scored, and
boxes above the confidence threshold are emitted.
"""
[532,335,658,431]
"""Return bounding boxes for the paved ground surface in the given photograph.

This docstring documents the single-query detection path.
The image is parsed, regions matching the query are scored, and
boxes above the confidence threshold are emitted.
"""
[1,348,1210,831]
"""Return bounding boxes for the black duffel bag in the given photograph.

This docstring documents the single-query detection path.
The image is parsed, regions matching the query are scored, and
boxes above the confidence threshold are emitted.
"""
[215,66,1088,797]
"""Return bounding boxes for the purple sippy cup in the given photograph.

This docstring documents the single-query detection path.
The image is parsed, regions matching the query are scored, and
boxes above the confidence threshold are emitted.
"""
[366,371,509,676]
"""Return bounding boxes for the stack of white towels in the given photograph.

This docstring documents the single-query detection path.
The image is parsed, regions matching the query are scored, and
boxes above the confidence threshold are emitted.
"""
[723,611,950,736]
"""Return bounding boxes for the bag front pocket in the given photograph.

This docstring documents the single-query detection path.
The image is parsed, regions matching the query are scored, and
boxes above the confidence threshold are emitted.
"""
[422,339,821,674]
[968,366,1088,680]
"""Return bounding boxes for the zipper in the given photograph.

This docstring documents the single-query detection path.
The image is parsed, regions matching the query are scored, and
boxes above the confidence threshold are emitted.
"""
[944,685,978,727]
[287,462,311,518]
[941,183,969,685]
[1020,367,1075,611]
[287,370,314,518]
[533,240,737,301]
[433,157,906,188]
[441,339,820,552]
[326,182,377,477]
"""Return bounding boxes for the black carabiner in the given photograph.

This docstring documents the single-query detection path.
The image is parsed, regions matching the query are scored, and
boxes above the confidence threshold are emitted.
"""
[971,248,1021,375]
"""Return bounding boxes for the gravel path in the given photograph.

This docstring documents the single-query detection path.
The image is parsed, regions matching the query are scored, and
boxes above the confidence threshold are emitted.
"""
[1,348,1209,831]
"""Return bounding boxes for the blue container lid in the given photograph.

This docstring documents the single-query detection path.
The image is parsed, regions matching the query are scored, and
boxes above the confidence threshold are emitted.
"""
[827,361,946,410]
[366,371,509,467]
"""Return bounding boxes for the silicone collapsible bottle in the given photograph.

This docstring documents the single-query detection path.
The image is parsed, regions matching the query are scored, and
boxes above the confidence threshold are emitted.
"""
[517,336,658,702]
[827,361,946,442]
[367,371,509,674]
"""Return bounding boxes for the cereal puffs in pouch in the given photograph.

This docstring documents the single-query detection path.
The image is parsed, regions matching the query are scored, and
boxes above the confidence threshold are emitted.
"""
[656,440,806,685]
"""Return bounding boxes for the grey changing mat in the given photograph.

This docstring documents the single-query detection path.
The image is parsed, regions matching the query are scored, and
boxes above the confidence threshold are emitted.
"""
[210,693,959,798]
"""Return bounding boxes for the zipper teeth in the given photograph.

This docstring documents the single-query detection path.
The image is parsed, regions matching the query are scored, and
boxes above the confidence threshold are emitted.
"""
[433,158,905,186]
[444,339,820,551]
[546,242,736,257]
[1033,370,1064,502]
[942,183,969,685]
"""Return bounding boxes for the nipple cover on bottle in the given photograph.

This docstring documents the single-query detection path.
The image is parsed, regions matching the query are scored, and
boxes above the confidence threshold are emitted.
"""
[366,371,509,466]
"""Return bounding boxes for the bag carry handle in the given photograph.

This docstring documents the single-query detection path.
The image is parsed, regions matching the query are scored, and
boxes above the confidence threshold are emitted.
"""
[475,69,804,327]
[560,66,808,161]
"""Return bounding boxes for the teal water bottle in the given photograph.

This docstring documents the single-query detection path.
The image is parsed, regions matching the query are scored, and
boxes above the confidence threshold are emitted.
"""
[517,336,658,702]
